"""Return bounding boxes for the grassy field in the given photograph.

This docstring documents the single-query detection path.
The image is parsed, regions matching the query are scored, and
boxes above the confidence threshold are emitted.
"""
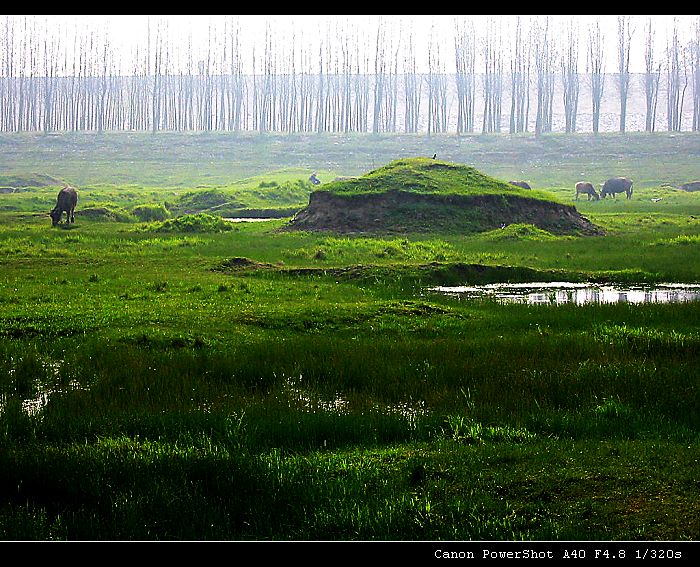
[1,131,700,542]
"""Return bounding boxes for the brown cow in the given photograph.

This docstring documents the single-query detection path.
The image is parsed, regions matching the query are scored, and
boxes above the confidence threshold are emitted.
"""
[575,181,599,201]
[50,185,78,226]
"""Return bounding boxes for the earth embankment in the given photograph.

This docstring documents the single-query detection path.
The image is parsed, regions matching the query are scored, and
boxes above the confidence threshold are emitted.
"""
[285,189,603,236]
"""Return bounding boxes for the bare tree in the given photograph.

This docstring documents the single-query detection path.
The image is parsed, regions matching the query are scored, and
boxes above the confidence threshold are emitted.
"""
[386,27,400,133]
[666,18,688,132]
[129,36,150,130]
[323,22,341,133]
[644,17,662,132]
[587,18,606,135]
[533,17,555,136]
[96,23,113,133]
[561,18,580,133]
[297,37,314,132]
[403,27,421,133]
[150,18,166,132]
[226,18,245,132]
[258,22,276,133]
[180,32,196,131]
[692,16,700,131]
[1,17,17,131]
[454,17,477,134]
[355,33,371,133]
[15,17,30,131]
[617,16,633,133]
[508,16,530,133]
[372,19,386,134]
[42,18,62,133]
[339,20,354,133]
[426,24,448,135]
[9,15,700,136]
[481,17,503,133]
[367,18,400,133]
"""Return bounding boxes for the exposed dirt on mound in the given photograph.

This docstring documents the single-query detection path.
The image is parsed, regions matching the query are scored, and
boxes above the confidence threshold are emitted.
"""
[76,207,120,220]
[214,257,277,271]
[284,189,604,236]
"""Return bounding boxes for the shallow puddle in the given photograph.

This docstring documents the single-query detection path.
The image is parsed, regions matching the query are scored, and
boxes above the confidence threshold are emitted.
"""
[223,217,278,223]
[430,282,700,305]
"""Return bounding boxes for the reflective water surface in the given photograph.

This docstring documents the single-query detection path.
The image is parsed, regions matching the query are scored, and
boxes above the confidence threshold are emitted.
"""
[223,217,278,223]
[431,282,700,305]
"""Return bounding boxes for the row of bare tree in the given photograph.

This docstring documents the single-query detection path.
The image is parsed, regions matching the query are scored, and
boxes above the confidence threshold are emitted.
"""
[1,15,699,134]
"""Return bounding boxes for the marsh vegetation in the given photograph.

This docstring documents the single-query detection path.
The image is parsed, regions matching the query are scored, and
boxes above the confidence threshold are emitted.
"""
[0,132,699,540]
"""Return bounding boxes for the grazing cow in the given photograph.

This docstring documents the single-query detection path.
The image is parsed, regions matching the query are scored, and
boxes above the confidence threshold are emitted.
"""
[50,185,78,226]
[680,181,700,192]
[601,177,633,199]
[575,181,599,201]
[509,180,531,190]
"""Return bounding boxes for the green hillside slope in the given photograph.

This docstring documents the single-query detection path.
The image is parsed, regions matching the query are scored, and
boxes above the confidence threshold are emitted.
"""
[326,157,556,203]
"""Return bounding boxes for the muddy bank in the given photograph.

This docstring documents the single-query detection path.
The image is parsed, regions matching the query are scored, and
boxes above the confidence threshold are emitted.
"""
[284,189,603,236]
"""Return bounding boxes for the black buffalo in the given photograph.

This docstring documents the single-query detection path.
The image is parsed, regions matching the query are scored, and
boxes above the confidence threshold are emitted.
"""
[601,177,633,199]
[680,181,700,192]
[575,181,599,201]
[509,180,531,190]
[50,185,78,226]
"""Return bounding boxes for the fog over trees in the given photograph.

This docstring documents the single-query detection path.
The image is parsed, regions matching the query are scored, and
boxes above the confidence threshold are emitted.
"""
[1,14,699,134]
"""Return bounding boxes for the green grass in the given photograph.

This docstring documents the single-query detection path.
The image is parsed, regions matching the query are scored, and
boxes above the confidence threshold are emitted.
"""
[2,130,698,189]
[326,157,556,202]
[1,132,700,541]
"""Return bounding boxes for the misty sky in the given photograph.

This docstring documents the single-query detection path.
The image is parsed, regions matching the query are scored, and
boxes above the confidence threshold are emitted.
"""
[14,14,699,74]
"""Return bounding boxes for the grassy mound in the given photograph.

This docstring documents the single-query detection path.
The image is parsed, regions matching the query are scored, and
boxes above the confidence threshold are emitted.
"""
[287,158,603,236]
[76,206,134,222]
[144,213,234,233]
[481,223,559,242]
[326,157,553,200]
[170,180,313,218]
[173,189,244,215]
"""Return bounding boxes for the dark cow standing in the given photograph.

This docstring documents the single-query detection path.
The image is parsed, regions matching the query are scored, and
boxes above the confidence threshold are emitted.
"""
[680,181,700,192]
[509,180,531,190]
[50,185,78,226]
[601,177,633,199]
[575,181,599,201]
